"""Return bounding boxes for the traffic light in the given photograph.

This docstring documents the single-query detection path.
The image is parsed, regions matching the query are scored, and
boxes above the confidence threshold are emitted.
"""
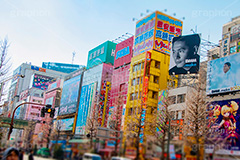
[41,107,45,117]
[40,105,54,118]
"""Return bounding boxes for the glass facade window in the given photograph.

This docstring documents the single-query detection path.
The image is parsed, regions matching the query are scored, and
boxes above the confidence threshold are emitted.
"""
[152,91,158,100]
[177,94,185,103]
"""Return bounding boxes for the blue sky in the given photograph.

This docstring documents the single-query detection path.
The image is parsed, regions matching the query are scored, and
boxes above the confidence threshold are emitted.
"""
[0,0,239,72]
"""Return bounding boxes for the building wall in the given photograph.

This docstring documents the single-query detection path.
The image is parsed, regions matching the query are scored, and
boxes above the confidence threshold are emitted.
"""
[24,96,44,120]
[124,50,170,135]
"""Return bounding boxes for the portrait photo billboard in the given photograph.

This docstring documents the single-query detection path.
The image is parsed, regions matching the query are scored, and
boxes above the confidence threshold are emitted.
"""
[207,53,240,95]
[169,34,201,75]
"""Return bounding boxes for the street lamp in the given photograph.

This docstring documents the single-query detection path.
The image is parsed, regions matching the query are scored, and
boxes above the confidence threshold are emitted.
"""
[5,102,52,140]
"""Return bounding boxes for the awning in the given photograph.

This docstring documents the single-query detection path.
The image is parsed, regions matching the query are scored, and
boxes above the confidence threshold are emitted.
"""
[68,139,90,143]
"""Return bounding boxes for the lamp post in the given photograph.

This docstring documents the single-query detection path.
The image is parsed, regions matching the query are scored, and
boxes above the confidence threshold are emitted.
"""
[6,102,51,140]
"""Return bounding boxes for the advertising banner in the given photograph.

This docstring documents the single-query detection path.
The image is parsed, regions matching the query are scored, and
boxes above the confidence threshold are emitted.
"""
[114,36,134,67]
[42,62,81,73]
[154,11,183,54]
[31,74,56,90]
[169,34,201,75]
[59,75,81,115]
[134,12,155,56]
[87,41,116,69]
[207,98,240,153]
[56,118,74,131]
[133,11,183,57]
[207,53,240,95]
[75,83,95,135]
[157,90,167,137]
[45,97,54,105]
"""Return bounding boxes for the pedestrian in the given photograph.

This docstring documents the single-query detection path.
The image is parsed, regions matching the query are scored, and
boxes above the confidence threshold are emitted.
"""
[2,147,19,160]
[28,149,34,160]
[19,149,24,160]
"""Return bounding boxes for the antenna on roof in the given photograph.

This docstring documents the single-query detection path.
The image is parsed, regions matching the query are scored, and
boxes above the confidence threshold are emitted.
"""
[72,51,76,64]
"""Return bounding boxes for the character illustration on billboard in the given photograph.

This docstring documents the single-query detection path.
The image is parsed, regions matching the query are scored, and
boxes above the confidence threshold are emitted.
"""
[209,99,240,148]
[169,34,200,75]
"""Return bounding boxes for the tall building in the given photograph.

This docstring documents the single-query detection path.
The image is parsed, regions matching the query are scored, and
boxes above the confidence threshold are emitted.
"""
[124,10,182,154]
[221,15,240,57]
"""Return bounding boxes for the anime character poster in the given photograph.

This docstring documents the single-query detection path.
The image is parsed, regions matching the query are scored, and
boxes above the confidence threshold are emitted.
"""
[208,98,240,152]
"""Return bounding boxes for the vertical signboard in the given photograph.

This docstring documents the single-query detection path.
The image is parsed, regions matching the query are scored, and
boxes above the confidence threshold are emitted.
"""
[230,24,240,42]
[59,75,81,115]
[154,11,183,54]
[222,34,230,56]
[75,83,95,135]
[140,51,151,143]
[207,53,240,95]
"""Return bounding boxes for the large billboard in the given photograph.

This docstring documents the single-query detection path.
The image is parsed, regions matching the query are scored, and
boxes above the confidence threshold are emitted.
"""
[54,118,74,131]
[87,41,116,69]
[75,83,96,135]
[42,62,82,73]
[59,75,81,115]
[154,11,183,54]
[230,24,240,42]
[207,53,240,95]
[134,11,183,56]
[206,98,240,154]
[169,34,201,75]
[114,36,134,68]
[31,74,56,90]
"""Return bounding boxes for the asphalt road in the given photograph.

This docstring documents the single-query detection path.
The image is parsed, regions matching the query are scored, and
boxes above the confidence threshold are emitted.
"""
[23,154,55,160]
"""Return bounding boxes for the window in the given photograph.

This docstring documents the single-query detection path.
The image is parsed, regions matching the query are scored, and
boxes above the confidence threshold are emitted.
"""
[153,75,159,84]
[120,83,125,92]
[182,110,185,119]
[150,107,156,114]
[132,79,136,86]
[177,94,185,103]
[230,46,236,54]
[169,96,176,104]
[142,62,145,69]
[128,108,133,116]
[152,91,158,100]
[170,111,175,119]
[130,93,135,100]
[137,77,140,85]
[155,61,160,69]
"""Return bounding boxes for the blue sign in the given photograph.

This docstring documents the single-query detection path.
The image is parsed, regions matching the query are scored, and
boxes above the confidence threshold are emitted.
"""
[42,62,83,73]
[116,46,130,59]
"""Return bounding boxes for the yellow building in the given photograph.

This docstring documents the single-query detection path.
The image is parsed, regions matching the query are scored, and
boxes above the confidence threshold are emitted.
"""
[123,50,172,155]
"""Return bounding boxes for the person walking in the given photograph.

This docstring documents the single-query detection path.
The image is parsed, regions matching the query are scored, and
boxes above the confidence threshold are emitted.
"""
[28,149,34,160]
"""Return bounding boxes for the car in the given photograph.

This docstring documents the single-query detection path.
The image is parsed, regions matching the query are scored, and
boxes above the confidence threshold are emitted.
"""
[83,153,102,160]
[111,157,132,160]
[36,147,51,158]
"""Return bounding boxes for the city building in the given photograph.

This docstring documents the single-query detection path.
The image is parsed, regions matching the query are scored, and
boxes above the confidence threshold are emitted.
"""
[123,10,183,158]
[221,15,240,57]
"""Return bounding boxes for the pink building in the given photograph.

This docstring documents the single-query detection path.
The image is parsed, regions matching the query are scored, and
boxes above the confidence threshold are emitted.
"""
[110,36,134,129]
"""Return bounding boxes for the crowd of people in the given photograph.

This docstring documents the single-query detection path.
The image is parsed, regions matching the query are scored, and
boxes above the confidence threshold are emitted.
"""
[0,147,34,160]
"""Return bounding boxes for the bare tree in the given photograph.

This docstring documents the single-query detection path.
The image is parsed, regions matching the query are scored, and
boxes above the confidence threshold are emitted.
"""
[146,90,173,160]
[23,121,37,150]
[183,68,209,160]
[50,120,63,144]
[108,94,124,155]
[38,116,53,148]
[0,37,11,78]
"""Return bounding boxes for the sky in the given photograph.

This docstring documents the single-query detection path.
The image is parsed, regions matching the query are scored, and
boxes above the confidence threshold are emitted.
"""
[0,0,239,73]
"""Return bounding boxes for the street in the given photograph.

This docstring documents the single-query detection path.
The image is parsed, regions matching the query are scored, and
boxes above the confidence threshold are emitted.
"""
[23,154,55,160]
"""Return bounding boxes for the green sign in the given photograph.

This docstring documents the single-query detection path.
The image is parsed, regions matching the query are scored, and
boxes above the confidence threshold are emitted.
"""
[0,117,29,129]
